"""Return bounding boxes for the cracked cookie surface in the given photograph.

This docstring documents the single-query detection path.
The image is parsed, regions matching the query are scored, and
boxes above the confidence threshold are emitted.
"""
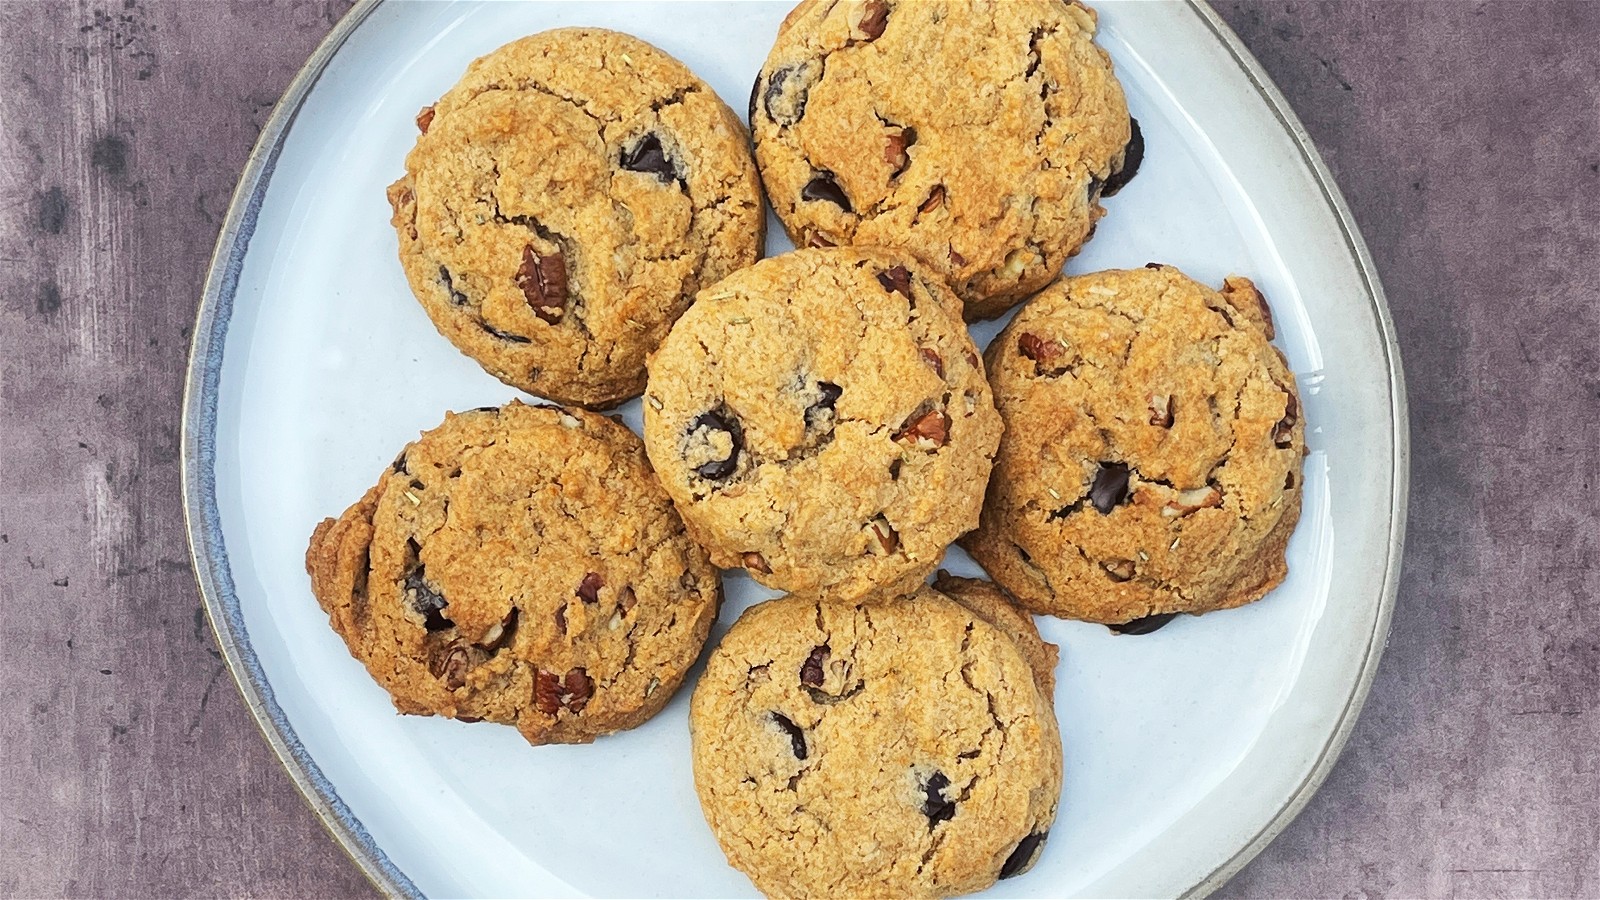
[304,401,720,745]
[388,28,764,408]
[690,584,1061,898]
[642,246,1002,602]
[962,266,1305,624]
[750,0,1135,321]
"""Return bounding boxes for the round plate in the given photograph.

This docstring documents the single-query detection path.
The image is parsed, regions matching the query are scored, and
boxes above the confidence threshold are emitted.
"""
[182,2,1407,897]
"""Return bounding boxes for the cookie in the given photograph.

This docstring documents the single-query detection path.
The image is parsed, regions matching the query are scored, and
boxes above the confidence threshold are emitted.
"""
[642,246,1002,601]
[304,401,721,745]
[962,266,1305,624]
[750,0,1138,321]
[388,28,764,409]
[690,585,1062,898]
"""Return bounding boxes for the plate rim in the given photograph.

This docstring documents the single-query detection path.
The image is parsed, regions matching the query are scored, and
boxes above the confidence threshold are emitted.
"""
[179,2,1409,897]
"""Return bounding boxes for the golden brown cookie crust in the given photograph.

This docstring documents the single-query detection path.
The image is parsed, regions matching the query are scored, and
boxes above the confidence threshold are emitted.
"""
[389,28,764,408]
[932,572,1059,696]
[751,0,1134,320]
[305,402,721,744]
[642,246,1002,602]
[962,266,1305,624]
[690,586,1062,898]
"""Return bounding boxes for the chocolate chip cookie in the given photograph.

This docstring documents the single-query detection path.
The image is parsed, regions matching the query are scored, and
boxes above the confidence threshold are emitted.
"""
[962,266,1305,624]
[750,0,1138,321]
[690,583,1062,898]
[388,28,764,409]
[304,402,721,745]
[642,246,1002,601]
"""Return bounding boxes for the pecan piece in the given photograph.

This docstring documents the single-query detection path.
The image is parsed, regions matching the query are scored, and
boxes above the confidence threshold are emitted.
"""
[1273,392,1299,448]
[877,265,912,298]
[1148,393,1175,427]
[1163,486,1222,517]
[534,670,563,715]
[894,409,949,450]
[415,105,435,133]
[1103,559,1136,582]
[515,244,567,324]
[867,515,899,555]
[883,126,915,174]
[562,668,592,713]
[848,0,889,42]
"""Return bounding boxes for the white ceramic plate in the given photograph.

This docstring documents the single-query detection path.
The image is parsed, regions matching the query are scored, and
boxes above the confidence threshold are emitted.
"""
[183,2,1407,897]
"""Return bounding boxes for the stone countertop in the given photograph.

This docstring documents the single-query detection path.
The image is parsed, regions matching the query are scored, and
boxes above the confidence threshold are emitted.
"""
[1,2,1595,896]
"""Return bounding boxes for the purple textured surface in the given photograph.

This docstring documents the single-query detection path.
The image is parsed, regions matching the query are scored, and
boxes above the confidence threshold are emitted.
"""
[0,2,1595,897]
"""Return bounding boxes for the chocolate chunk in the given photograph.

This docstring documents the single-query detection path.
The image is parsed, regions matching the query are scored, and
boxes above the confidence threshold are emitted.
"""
[763,64,812,126]
[877,265,912,298]
[391,452,409,475]
[1145,262,1165,269]
[690,409,743,480]
[772,712,807,759]
[620,133,678,184]
[800,645,828,687]
[805,381,843,433]
[1087,175,1103,203]
[1102,117,1144,197]
[999,831,1048,879]
[480,323,532,343]
[1109,613,1178,635]
[921,771,956,827]
[802,172,852,212]
[403,570,451,631]
[515,244,567,324]
[1088,462,1130,514]
[438,266,468,306]
[577,572,603,604]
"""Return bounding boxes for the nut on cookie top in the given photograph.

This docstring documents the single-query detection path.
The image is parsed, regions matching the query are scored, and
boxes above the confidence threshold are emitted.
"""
[690,586,1061,898]
[642,246,1002,602]
[964,265,1306,624]
[304,402,721,745]
[388,28,764,408]
[751,0,1136,321]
